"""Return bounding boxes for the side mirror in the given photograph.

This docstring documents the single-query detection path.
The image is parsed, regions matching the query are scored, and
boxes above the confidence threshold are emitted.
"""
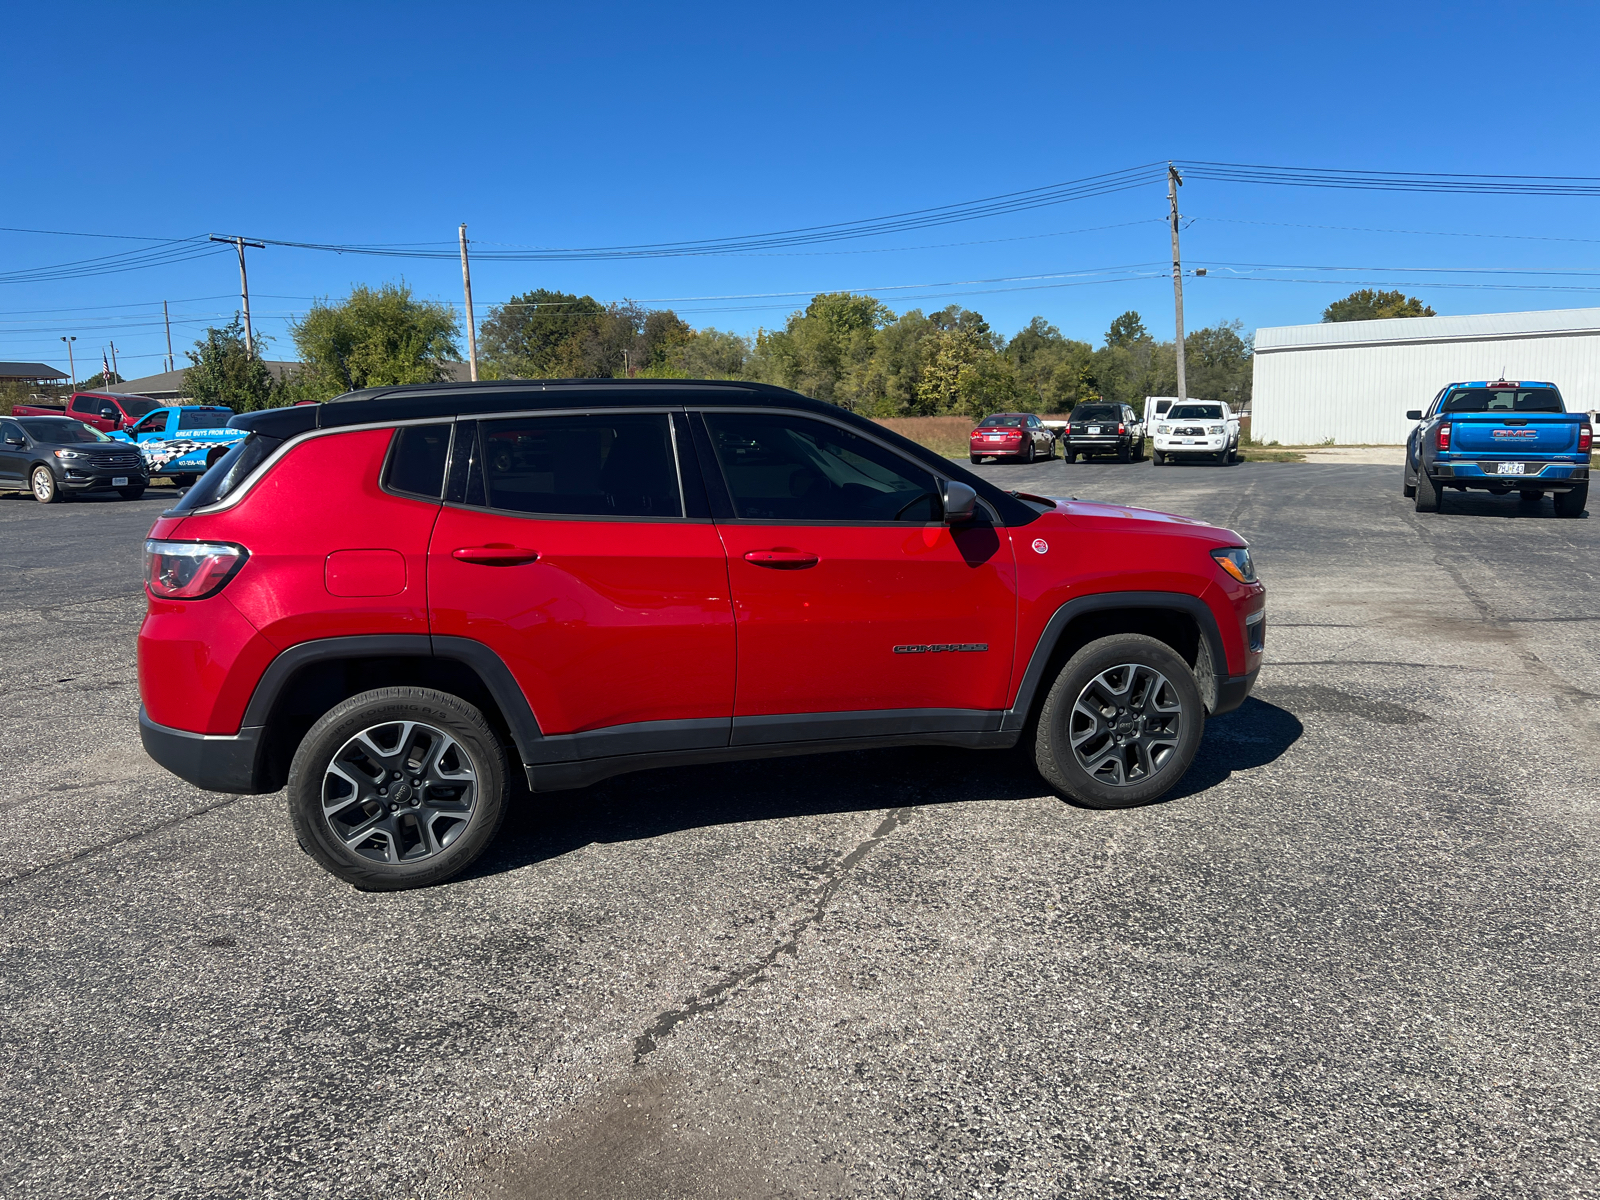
[100,409,117,420]
[941,480,977,525]
[1406,410,1423,421]
[4,436,23,447]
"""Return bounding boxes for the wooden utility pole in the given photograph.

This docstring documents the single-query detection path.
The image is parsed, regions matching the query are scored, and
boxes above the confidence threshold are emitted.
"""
[1168,163,1187,403]
[109,341,119,383]
[209,234,266,356]
[163,300,175,373]
[459,224,479,381]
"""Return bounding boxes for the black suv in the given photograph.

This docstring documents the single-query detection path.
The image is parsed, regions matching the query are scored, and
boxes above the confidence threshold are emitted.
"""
[1066,403,1145,463]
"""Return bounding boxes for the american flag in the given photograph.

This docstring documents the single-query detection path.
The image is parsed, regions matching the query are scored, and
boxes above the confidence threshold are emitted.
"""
[102,351,111,382]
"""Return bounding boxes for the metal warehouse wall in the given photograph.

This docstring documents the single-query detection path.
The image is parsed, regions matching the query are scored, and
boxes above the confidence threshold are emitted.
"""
[1252,328,1600,445]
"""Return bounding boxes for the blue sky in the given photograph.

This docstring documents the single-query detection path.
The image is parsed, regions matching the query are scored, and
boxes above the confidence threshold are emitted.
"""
[6,0,1599,380]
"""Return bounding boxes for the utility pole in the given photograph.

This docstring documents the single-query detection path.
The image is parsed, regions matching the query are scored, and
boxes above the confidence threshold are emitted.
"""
[458,223,479,381]
[109,341,120,383]
[209,234,266,356]
[60,336,77,389]
[1168,163,1187,403]
[163,300,175,373]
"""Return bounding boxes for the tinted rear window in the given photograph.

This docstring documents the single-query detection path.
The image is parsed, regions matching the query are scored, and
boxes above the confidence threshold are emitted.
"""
[119,397,162,418]
[472,413,682,518]
[384,424,452,499]
[978,415,1024,427]
[1074,405,1119,421]
[176,410,233,430]
[1440,388,1564,414]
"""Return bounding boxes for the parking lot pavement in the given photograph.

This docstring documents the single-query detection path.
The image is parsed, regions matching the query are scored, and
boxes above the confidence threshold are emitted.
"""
[1,462,1597,1200]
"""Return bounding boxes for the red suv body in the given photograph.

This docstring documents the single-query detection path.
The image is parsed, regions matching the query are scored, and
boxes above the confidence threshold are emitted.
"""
[138,381,1265,889]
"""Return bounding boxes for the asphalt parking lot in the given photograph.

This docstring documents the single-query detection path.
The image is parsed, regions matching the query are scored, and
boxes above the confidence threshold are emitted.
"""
[2,459,1597,1199]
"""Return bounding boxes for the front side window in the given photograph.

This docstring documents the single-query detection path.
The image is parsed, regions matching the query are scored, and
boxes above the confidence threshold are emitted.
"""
[1,419,24,443]
[472,412,682,518]
[703,411,940,523]
[134,413,167,435]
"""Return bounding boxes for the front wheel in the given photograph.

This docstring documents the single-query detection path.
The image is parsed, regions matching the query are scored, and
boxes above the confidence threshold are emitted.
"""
[1034,633,1205,809]
[1554,483,1588,518]
[287,687,510,891]
[1152,449,1166,465]
[30,466,62,503]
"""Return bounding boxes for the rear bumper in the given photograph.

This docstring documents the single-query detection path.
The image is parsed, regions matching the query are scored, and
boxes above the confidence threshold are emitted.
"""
[140,706,267,794]
[1432,461,1587,490]
[1069,436,1131,452]
[972,443,1028,457]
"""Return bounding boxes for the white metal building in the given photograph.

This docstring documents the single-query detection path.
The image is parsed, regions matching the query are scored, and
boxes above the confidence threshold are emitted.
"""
[1251,306,1600,445]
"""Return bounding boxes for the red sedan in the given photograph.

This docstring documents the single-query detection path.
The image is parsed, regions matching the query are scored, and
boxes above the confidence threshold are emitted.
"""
[970,412,1056,464]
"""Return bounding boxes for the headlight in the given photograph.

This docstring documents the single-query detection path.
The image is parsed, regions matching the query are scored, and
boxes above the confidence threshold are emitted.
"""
[1157,425,1171,434]
[1211,546,1256,584]
[144,540,249,600]
[53,449,82,459]
[1208,424,1225,434]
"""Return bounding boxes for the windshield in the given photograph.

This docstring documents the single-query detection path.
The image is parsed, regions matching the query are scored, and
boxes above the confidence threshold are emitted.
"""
[177,409,234,430]
[1440,387,1564,414]
[1073,405,1120,421]
[116,396,162,418]
[978,415,1024,428]
[1169,404,1223,420]
[18,417,112,443]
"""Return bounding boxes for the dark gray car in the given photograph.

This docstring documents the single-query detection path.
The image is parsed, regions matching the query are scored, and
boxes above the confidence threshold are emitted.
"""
[0,416,149,503]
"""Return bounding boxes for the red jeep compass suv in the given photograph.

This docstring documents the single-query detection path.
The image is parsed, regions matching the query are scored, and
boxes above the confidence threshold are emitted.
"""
[138,381,1265,890]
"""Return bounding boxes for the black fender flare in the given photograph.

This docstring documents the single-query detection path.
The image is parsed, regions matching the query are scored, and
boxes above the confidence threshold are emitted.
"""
[1000,591,1234,731]
[240,633,547,763]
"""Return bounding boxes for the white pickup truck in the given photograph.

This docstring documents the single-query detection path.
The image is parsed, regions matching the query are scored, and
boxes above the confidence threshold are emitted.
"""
[1151,400,1242,465]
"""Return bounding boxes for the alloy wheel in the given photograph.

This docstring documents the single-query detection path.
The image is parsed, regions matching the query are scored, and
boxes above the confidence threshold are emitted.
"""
[321,720,478,864]
[31,468,54,502]
[1069,662,1184,787]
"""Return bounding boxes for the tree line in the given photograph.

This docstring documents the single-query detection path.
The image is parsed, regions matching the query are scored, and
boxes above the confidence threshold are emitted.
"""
[175,281,1259,416]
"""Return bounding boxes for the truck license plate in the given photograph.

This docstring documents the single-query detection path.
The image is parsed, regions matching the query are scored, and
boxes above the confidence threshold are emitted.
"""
[112,476,128,487]
[1497,462,1525,475]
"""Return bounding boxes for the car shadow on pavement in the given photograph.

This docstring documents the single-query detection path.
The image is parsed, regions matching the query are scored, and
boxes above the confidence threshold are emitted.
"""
[468,697,1304,878]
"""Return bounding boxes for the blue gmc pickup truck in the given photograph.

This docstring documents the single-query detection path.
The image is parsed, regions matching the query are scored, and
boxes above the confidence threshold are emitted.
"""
[110,404,247,486]
[1404,380,1591,517]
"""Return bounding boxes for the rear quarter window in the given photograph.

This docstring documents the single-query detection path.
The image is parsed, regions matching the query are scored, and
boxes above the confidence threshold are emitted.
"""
[384,424,453,499]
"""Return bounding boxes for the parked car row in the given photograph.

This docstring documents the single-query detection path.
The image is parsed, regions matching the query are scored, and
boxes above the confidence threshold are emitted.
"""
[970,401,1243,467]
[0,392,244,501]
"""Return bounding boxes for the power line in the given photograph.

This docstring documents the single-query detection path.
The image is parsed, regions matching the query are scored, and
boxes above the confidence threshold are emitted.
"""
[1177,160,1600,197]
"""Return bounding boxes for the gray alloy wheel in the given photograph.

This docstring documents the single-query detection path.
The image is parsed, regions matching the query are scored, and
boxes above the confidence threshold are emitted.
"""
[31,465,61,503]
[1035,633,1204,809]
[288,687,509,890]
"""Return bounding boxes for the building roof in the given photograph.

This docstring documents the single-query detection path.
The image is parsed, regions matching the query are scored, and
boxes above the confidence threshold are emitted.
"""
[0,361,69,381]
[1256,306,1600,354]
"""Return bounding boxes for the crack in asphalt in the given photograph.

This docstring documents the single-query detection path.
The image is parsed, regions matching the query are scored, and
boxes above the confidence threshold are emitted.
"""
[0,792,263,889]
[631,806,914,1063]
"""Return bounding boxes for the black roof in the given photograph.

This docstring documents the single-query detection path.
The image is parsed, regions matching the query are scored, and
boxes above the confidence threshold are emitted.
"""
[229,378,1037,525]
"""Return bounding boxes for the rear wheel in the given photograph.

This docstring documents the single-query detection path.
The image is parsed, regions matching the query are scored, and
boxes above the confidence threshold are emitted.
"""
[287,687,510,891]
[204,447,228,471]
[117,486,146,500]
[1034,634,1205,810]
[1023,441,1035,465]
[1414,470,1441,513]
[1554,483,1588,518]
[1117,441,1131,463]
[970,454,982,465]
[30,466,62,504]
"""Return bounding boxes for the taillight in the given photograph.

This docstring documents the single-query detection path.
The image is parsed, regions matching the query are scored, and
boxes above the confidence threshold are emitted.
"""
[144,540,248,599]
[1437,423,1451,451]
[1118,424,1126,434]
[1581,423,1593,453]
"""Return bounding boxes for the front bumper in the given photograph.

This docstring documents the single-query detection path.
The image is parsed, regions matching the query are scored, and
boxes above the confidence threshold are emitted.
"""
[140,706,267,794]
[1156,436,1228,456]
[61,468,149,491]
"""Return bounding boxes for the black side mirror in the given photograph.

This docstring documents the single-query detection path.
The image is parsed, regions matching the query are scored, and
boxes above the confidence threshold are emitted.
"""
[100,410,117,420]
[5,436,23,447]
[1406,410,1423,421]
[941,480,977,524]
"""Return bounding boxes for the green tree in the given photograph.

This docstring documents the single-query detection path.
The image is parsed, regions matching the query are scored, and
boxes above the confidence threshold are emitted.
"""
[1184,320,1254,407]
[185,317,278,411]
[1105,311,1150,348]
[1322,289,1436,322]
[290,283,460,398]
[479,288,605,378]
[748,292,893,406]
[661,327,752,378]
[1005,316,1095,412]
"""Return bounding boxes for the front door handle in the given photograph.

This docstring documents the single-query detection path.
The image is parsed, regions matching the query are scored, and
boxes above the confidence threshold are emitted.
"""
[452,544,540,566]
[743,549,819,569]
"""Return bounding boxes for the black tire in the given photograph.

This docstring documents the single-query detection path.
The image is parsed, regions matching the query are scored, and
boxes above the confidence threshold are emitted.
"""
[1064,449,1077,464]
[1117,440,1131,463]
[1035,633,1205,810]
[1152,450,1166,465]
[1136,437,1147,462]
[171,473,198,489]
[204,447,228,471]
[1024,441,1035,465]
[30,465,62,504]
[1554,483,1588,518]
[1519,489,1544,503]
[1402,465,1416,499]
[1215,449,1228,465]
[117,486,146,500]
[971,454,983,465]
[287,687,510,891]
[1044,437,1057,461]
[1414,469,1440,513]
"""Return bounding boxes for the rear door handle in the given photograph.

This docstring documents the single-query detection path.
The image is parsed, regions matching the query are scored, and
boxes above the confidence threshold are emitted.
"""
[452,544,540,566]
[743,549,819,569]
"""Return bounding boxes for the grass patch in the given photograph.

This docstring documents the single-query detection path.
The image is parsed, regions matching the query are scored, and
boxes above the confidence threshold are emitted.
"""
[870,416,976,459]
[1238,448,1307,462]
